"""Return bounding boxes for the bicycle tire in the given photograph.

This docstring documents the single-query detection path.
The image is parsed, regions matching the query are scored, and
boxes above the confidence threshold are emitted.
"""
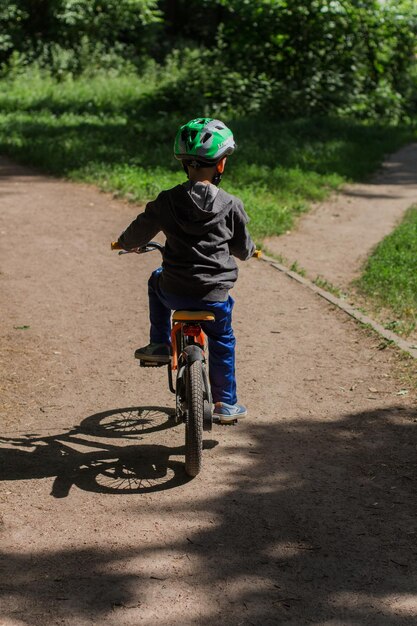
[184,359,204,477]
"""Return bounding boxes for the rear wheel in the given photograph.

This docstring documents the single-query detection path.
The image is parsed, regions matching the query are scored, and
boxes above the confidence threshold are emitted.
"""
[185,360,204,477]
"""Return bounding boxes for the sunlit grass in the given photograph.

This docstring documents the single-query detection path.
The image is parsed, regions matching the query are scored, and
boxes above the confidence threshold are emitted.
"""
[0,71,415,240]
[356,206,417,337]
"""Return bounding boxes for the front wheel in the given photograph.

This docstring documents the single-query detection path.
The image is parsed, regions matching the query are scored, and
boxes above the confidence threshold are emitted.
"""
[185,359,204,477]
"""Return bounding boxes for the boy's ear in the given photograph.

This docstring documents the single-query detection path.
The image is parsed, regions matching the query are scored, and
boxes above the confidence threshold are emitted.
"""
[216,157,227,174]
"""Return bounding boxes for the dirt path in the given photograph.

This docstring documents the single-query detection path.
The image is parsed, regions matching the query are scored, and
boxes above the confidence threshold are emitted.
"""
[1,156,416,625]
[265,143,417,289]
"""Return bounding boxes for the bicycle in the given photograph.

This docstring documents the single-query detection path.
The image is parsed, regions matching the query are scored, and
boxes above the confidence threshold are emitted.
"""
[111,240,261,478]
[112,241,214,477]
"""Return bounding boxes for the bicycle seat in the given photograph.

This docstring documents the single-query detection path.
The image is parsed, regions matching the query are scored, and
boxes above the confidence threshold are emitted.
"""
[173,310,215,322]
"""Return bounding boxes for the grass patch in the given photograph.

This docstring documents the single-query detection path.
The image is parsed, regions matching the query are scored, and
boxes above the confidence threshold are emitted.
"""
[313,275,344,298]
[0,71,415,239]
[356,206,417,338]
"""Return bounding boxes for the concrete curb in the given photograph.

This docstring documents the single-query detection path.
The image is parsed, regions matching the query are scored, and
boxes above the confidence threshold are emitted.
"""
[261,256,417,360]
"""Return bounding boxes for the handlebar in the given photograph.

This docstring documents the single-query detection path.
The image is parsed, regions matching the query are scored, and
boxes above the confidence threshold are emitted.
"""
[111,241,261,258]
[111,241,164,255]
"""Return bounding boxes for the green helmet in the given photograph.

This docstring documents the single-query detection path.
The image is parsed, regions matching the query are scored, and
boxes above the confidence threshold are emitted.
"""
[174,117,236,166]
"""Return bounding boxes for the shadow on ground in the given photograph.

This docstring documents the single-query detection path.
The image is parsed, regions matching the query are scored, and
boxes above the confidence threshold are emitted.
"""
[0,406,198,495]
[1,404,416,624]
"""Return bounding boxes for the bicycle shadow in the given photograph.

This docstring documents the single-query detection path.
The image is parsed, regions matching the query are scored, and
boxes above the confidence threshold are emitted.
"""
[0,406,218,497]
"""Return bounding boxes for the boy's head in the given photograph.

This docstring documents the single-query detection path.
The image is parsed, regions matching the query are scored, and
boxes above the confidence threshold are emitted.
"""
[174,118,235,186]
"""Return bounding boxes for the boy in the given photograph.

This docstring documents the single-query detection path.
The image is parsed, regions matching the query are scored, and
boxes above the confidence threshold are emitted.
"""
[117,118,255,423]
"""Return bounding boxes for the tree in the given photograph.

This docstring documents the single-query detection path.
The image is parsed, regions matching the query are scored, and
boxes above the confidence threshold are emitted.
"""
[0,0,161,68]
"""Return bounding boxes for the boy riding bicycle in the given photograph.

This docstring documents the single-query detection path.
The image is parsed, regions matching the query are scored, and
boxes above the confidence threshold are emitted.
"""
[117,118,255,423]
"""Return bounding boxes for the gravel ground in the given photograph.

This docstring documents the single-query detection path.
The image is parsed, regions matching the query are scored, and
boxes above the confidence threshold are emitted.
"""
[265,143,417,290]
[1,156,416,625]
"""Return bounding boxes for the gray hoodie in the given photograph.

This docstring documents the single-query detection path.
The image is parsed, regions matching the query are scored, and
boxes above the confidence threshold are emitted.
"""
[119,181,255,301]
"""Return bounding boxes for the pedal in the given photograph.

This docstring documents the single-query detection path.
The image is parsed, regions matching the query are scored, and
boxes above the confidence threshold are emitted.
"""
[139,360,167,368]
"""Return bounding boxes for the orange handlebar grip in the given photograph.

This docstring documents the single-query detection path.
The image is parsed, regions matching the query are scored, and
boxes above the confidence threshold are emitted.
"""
[253,249,262,259]
[111,241,122,250]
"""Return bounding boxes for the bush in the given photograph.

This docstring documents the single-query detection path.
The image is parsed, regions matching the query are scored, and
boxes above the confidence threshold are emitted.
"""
[137,1,417,122]
[0,0,161,74]
[0,1,416,121]
[149,43,276,117]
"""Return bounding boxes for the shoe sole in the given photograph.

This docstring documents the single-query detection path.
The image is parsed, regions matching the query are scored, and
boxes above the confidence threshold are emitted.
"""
[214,412,247,424]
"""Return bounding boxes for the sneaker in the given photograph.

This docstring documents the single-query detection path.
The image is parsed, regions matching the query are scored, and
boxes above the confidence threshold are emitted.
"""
[213,402,247,424]
[134,343,171,364]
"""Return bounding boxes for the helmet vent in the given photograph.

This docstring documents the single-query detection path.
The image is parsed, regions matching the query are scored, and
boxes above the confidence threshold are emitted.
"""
[215,125,224,130]
[202,132,212,143]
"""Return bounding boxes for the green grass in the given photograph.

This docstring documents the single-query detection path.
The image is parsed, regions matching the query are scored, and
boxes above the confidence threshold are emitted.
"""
[313,275,344,298]
[356,206,417,337]
[0,71,415,239]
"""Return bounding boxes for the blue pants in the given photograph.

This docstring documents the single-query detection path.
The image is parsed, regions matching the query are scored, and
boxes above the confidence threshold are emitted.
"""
[148,268,237,405]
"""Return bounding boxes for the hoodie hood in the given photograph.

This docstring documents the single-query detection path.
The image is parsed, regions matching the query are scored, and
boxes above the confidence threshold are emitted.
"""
[186,180,219,210]
[170,182,231,235]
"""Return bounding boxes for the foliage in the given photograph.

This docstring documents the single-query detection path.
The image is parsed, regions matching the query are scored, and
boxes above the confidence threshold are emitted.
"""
[0,0,161,74]
[201,0,417,121]
[0,1,416,120]
[145,44,276,117]
[356,206,417,336]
